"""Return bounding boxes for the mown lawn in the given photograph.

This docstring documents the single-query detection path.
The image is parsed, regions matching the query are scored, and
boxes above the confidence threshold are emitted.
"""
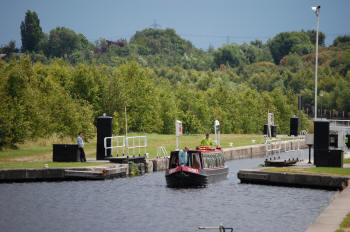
[0,133,264,162]
[0,133,298,169]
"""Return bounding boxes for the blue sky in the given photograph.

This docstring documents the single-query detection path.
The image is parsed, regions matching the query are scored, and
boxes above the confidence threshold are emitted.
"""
[1,0,349,50]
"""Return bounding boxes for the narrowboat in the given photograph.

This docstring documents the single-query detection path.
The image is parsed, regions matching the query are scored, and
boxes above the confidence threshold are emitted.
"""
[165,146,229,188]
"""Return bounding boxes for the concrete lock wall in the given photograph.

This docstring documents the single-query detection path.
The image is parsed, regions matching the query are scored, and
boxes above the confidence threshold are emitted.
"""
[144,139,306,174]
[222,140,306,161]
[145,160,153,173]
[151,158,169,172]
[0,168,67,182]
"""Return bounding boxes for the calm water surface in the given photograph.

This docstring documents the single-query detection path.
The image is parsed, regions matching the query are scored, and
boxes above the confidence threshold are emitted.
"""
[0,153,334,232]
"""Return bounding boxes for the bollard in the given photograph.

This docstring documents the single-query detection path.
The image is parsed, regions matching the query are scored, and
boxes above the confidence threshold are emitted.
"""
[96,114,113,160]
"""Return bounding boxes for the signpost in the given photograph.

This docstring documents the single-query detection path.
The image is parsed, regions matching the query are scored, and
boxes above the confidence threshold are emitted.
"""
[214,120,220,146]
[267,113,274,138]
[175,120,182,150]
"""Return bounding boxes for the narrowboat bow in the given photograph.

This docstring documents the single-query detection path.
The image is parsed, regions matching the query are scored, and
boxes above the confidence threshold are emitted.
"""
[165,147,229,188]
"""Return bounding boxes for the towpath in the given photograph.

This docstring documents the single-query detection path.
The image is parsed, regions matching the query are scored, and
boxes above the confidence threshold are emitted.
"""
[305,152,350,232]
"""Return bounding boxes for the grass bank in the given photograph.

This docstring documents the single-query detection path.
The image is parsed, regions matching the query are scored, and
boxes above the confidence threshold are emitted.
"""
[0,133,264,162]
[265,167,350,177]
[336,212,350,232]
[0,134,300,169]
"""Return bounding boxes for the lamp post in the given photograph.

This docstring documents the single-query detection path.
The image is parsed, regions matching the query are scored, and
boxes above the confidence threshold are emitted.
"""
[312,5,321,120]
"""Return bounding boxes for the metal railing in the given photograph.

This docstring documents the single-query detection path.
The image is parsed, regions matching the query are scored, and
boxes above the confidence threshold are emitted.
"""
[265,138,303,158]
[104,135,148,157]
[104,136,125,157]
[126,136,147,156]
[156,146,168,158]
[329,120,350,128]
[265,138,281,157]
[329,120,350,135]
[282,140,300,153]
[199,224,233,232]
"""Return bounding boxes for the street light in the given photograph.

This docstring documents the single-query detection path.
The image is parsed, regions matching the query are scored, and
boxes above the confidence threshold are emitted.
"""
[312,5,321,120]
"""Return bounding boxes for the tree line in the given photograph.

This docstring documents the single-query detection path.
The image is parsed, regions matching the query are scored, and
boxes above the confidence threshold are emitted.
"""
[0,10,350,149]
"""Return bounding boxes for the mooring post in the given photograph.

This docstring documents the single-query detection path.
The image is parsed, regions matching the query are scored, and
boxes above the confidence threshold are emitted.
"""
[308,145,312,164]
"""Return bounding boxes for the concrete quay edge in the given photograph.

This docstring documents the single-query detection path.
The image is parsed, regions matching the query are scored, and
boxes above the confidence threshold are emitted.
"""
[305,185,350,232]
[237,168,350,190]
[0,164,128,183]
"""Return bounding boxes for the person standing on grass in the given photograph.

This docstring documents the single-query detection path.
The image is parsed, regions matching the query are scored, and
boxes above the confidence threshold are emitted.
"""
[77,132,86,162]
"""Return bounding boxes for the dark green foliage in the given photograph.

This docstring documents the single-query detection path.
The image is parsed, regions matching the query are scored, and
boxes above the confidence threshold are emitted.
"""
[46,27,91,58]
[213,42,273,69]
[240,43,273,64]
[0,41,19,55]
[333,35,350,48]
[20,10,45,52]
[213,43,247,68]
[130,28,192,56]
[268,31,314,64]
[305,30,326,47]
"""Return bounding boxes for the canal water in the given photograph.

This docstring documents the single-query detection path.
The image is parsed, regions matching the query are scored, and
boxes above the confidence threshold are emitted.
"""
[0,152,334,232]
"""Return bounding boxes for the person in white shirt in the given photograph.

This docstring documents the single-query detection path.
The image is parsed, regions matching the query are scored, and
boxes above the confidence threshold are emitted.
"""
[77,132,86,162]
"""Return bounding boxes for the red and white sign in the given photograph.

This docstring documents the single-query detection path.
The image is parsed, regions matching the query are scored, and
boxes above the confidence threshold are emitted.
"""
[182,166,200,174]
[169,167,181,174]
[176,120,182,136]
[168,166,200,175]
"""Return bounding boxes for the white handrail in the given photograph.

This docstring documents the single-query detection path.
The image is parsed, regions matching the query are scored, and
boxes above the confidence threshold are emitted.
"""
[126,136,147,156]
[283,140,300,153]
[104,136,125,157]
[329,120,350,128]
[265,138,304,158]
[265,138,281,157]
[157,146,168,158]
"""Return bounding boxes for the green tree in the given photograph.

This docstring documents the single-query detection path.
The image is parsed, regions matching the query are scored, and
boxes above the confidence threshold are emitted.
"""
[0,41,19,55]
[305,30,326,47]
[159,87,177,134]
[268,31,313,64]
[240,43,273,64]
[333,35,350,48]
[111,62,162,133]
[46,27,88,57]
[213,43,247,68]
[20,10,45,52]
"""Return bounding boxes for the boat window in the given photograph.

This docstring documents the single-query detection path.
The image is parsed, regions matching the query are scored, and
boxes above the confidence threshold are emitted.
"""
[169,152,179,169]
[202,152,225,168]
[191,153,201,169]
